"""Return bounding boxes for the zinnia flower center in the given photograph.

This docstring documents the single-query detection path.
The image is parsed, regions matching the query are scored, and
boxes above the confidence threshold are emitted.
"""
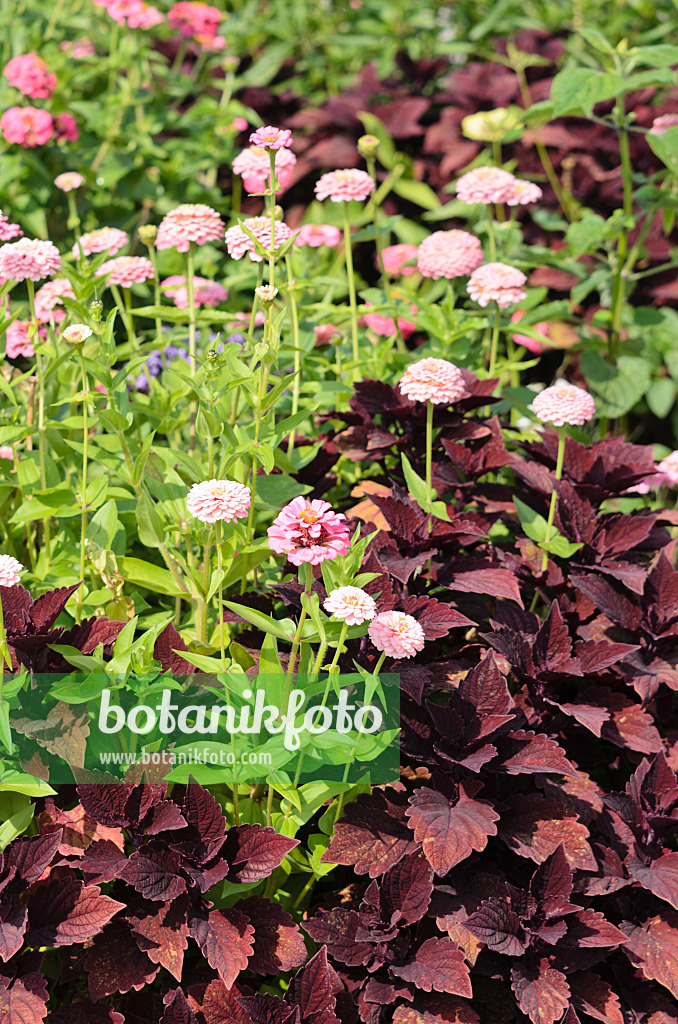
[299,507,320,524]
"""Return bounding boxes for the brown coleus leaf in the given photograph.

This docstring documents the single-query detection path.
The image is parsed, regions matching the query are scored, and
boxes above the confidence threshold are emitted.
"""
[405,785,499,875]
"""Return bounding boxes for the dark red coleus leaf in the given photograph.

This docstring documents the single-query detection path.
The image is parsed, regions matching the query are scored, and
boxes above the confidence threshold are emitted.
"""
[390,937,472,997]
[160,988,198,1024]
[131,897,190,982]
[238,896,307,975]
[511,959,570,1024]
[405,784,499,876]
[321,789,418,877]
[188,906,254,989]
[27,876,124,946]
[85,919,160,1001]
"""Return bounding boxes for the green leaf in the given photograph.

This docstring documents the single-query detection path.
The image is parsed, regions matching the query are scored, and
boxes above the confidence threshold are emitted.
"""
[0,770,55,797]
[391,177,441,211]
[222,602,294,642]
[566,213,607,257]
[135,491,165,548]
[646,377,676,419]
[118,557,185,596]
[0,702,12,755]
[256,474,311,508]
[0,800,34,851]
[550,68,623,117]
[647,126,678,181]
[514,497,548,543]
[580,351,652,417]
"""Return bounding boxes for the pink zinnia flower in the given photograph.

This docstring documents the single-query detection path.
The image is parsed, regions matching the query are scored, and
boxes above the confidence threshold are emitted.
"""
[314,324,340,344]
[249,126,292,151]
[227,311,265,329]
[511,310,549,355]
[225,216,293,262]
[324,586,377,626]
[467,262,527,308]
[363,302,418,339]
[4,54,56,99]
[232,146,297,195]
[53,113,79,143]
[156,204,224,252]
[506,179,543,207]
[54,171,84,192]
[0,446,14,461]
[315,169,375,203]
[168,1,221,38]
[417,231,483,280]
[61,39,96,58]
[381,243,419,277]
[123,0,164,28]
[455,166,517,205]
[161,275,227,308]
[0,210,22,242]
[0,554,24,587]
[95,256,155,287]
[399,357,466,405]
[0,238,61,282]
[0,107,53,147]
[650,114,678,136]
[34,278,75,322]
[295,224,342,248]
[368,611,425,659]
[186,479,251,524]
[74,227,128,258]
[657,451,678,487]
[6,321,37,358]
[267,498,350,566]
[531,382,596,427]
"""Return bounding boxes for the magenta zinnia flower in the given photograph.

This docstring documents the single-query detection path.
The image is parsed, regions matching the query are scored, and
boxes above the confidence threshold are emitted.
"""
[0,238,61,282]
[34,278,75,322]
[324,587,377,625]
[248,126,292,151]
[53,113,79,143]
[267,498,350,565]
[315,169,375,203]
[161,275,227,309]
[232,146,296,195]
[0,107,53,147]
[417,231,483,280]
[224,216,293,262]
[363,302,418,339]
[467,262,527,308]
[381,243,419,277]
[74,227,128,258]
[368,611,425,659]
[168,1,220,37]
[399,357,466,405]
[156,204,224,252]
[531,382,596,427]
[4,54,56,99]
[455,166,517,205]
[54,171,84,192]
[0,554,24,587]
[186,479,251,524]
[0,210,22,242]
[295,224,342,248]
[95,256,155,287]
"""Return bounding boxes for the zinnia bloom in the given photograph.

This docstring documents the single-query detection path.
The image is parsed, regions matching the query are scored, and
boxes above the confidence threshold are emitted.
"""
[4,54,56,99]
[161,275,228,308]
[467,262,527,308]
[368,611,425,659]
[0,238,61,282]
[186,479,251,524]
[53,113,79,143]
[0,446,14,461]
[417,231,483,280]
[95,256,155,287]
[0,554,24,587]
[248,126,292,151]
[34,278,75,322]
[225,216,293,262]
[232,146,296,195]
[381,243,419,277]
[0,210,22,242]
[295,223,341,248]
[6,321,37,359]
[315,169,375,203]
[324,587,377,625]
[168,1,220,37]
[657,451,678,487]
[399,357,466,405]
[0,107,53,147]
[74,227,128,258]
[62,324,93,345]
[267,498,350,565]
[455,166,517,205]
[363,302,418,339]
[650,114,678,135]
[314,324,340,344]
[531,382,596,427]
[511,310,549,354]
[506,179,543,206]
[54,171,84,192]
[156,204,224,252]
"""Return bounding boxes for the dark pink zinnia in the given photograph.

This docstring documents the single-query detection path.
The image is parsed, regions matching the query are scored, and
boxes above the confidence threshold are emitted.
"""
[267,498,351,566]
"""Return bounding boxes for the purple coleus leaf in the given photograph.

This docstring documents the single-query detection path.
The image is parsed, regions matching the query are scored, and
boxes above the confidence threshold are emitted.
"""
[188,906,255,988]
[321,789,418,877]
[223,825,299,883]
[511,959,571,1024]
[405,784,499,876]
[390,937,472,997]
[26,876,124,946]
[237,896,307,975]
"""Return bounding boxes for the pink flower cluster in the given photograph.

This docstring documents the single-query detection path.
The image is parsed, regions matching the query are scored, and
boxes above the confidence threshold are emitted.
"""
[381,243,419,277]
[34,278,75,322]
[363,302,418,339]
[96,256,155,287]
[161,275,228,308]
[186,479,251,524]
[315,169,375,203]
[249,126,292,151]
[368,611,425,659]
[156,204,224,252]
[232,146,297,195]
[417,231,483,280]
[95,0,164,28]
[399,357,466,405]
[0,210,22,242]
[1,107,53,147]
[168,1,220,38]
[0,238,61,282]
[268,498,350,565]
[5,320,43,359]
[630,451,678,493]
[225,216,294,262]
[60,39,96,58]
[531,382,596,427]
[4,54,56,99]
[294,224,341,248]
[467,262,527,308]
[74,227,128,257]
[456,166,542,207]
[0,554,24,587]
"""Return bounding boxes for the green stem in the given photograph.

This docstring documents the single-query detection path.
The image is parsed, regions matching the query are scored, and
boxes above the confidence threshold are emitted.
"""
[282,563,313,706]
[540,426,566,573]
[426,400,434,536]
[77,350,89,623]
[67,192,81,240]
[610,102,634,363]
[27,281,51,571]
[240,329,270,593]
[285,254,302,456]
[342,202,360,377]
[268,150,277,289]
[516,70,576,223]
[486,207,497,262]
[368,155,405,355]
[147,246,164,349]
[186,242,197,377]
[488,304,502,380]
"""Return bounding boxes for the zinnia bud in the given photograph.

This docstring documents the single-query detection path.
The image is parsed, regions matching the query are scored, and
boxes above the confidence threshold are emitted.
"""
[89,300,103,322]
[358,134,380,159]
[255,284,279,307]
[138,224,157,247]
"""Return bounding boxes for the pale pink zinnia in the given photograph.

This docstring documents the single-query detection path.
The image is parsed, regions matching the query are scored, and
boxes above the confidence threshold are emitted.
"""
[34,278,75,323]
[467,262,527,308]
[368,611,425,660]
[531,382,596,427]
[4,54,56,99]
[74,227,128,258]
[54,171,84,192]
[161,275,228,308]
[267,498,351,566]
[506,179,543,207]
[381,243,419,277]
[649,114,678,136]
[0,553,24,587]
[657,451,678,487]
[295,224,342,248]
[0,210,22,242]
[0,446,14,461]
[156,204,224,252]
[0,238,61,282]
[315,169,375,203]
[399,357,466,405]
[95,256,155,287]
[232,146,297,195]
[455,166,517,205]
[0,107,53,147]
[511,310,549,354]
[324,587,377,626]
[248,126,292,151]
[225,216,294,262]
[363,303,418,339]
[186,479,251,524]
[6,321,36,358]
[417,231,483,280]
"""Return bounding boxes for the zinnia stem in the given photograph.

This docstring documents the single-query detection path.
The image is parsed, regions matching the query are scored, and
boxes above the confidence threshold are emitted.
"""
[486,208,497,262]
[186,242,197,377]
[285,254,302,456]
[268,150,277,290]
[488,304,502,380]
[541,426,566,573]
[342,202,360,377]
[426,400,434,536]
[77,349,89,624]
[367,154,405,355]
[26,280,51,571]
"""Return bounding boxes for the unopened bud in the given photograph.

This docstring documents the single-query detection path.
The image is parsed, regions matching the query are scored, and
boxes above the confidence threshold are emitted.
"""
[89,300,103,322]
[358,134,380,159]
[273,205,284,221]
[461,107,521,143]
[255,285,279,308]
[138,224,157,247]
[222,55,239,72]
